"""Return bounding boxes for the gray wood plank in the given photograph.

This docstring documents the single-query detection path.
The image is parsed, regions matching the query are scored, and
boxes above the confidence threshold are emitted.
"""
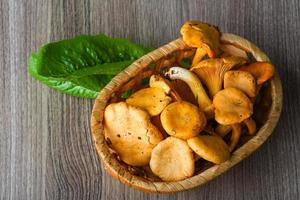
[0,0,299,199]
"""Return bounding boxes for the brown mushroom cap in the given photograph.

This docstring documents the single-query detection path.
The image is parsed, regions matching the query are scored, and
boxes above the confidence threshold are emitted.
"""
[126,87,172,116]
[180,20,221,58]
[187,135,230,164]
[150,137,195,181]
[161,101,206,140]
[213,87,253,125]
[238,62,275,85]
[224,70,257,97]
[191,56,247,97]
[104,102,164,166]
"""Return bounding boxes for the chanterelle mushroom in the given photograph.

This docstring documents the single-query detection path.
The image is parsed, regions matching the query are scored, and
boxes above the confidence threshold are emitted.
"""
[238,62,274,85]
[213,87,253,125]
[165,66,213,117]
[191,56,247,97]
[180,20,221,66]
[104,102,164,166]
[161,101,206,140]
[126,87,172,116]
[228,124,242,152]
[224,70,257,97]
[187,135,230,164]
[150,137,195,181]
[149,75,181,101]
[149,75,172,94]
[215,124,232,137]
[181,21,221,58]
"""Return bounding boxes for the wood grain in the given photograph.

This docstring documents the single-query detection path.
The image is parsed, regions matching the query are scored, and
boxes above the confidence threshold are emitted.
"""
[0,0,299,199]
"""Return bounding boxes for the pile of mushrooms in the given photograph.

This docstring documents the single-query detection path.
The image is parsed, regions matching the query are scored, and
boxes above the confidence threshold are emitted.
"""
[103,20,275,181]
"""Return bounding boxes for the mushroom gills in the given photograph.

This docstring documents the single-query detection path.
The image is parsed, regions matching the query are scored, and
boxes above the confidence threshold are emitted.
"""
[191,56,247,97]
[224,70,257,98]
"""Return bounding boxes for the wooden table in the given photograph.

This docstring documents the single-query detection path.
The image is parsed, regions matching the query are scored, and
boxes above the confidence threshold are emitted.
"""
[1,0,299,199]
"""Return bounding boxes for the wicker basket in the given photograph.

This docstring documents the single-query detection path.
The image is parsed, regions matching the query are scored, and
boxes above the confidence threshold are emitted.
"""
[91,33,283,193]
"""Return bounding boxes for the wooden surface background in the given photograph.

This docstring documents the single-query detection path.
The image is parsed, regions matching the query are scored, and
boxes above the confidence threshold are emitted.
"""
[0,0,299,199]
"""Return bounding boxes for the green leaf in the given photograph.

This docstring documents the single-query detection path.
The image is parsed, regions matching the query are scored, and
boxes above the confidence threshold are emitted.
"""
[140,77,150,86]
[179,58,192,68]
[28,34,151,98]
[121,89,134,99]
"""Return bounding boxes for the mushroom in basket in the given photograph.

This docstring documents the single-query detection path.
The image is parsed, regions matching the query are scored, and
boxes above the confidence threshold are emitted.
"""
[104,102,164,166]
[214,62,275,147]
[213,87,253,151]
[180,20,221,66]
[100,20,278,185]
[165,66,213,118]
[126,87,172,116]
[150,137,195,181]
[190,56,247,97]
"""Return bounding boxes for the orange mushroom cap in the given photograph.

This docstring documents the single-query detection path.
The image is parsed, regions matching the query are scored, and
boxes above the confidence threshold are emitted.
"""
[224,70,257,98]
[238,62,275,85]
[213,87,253,125]
[180,20,221,58]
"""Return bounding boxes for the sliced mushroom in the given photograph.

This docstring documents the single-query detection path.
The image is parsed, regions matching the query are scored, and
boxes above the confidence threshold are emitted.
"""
[187,135,230,164]
[150,137,195,181]
[165,66,213,117]
[224,70,257,98]
[238,62,274,85]
[180,20,221,66]
[161,101,206,140]
[126,87,172,116]
[213,87,253,125]
[104,102,164,166]
[191,56,247,97]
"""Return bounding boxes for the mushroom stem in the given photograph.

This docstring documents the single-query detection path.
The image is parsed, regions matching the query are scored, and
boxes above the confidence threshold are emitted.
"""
[165,67,213,117]
[229,124,242,152]
[250,84,262,102]
[215,124,232,138]
[243,117,257,135]
[170,90,182,101]
[192,48,207,67]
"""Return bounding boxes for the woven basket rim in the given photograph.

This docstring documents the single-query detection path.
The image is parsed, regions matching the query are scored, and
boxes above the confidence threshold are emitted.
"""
[91,33,283,193]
